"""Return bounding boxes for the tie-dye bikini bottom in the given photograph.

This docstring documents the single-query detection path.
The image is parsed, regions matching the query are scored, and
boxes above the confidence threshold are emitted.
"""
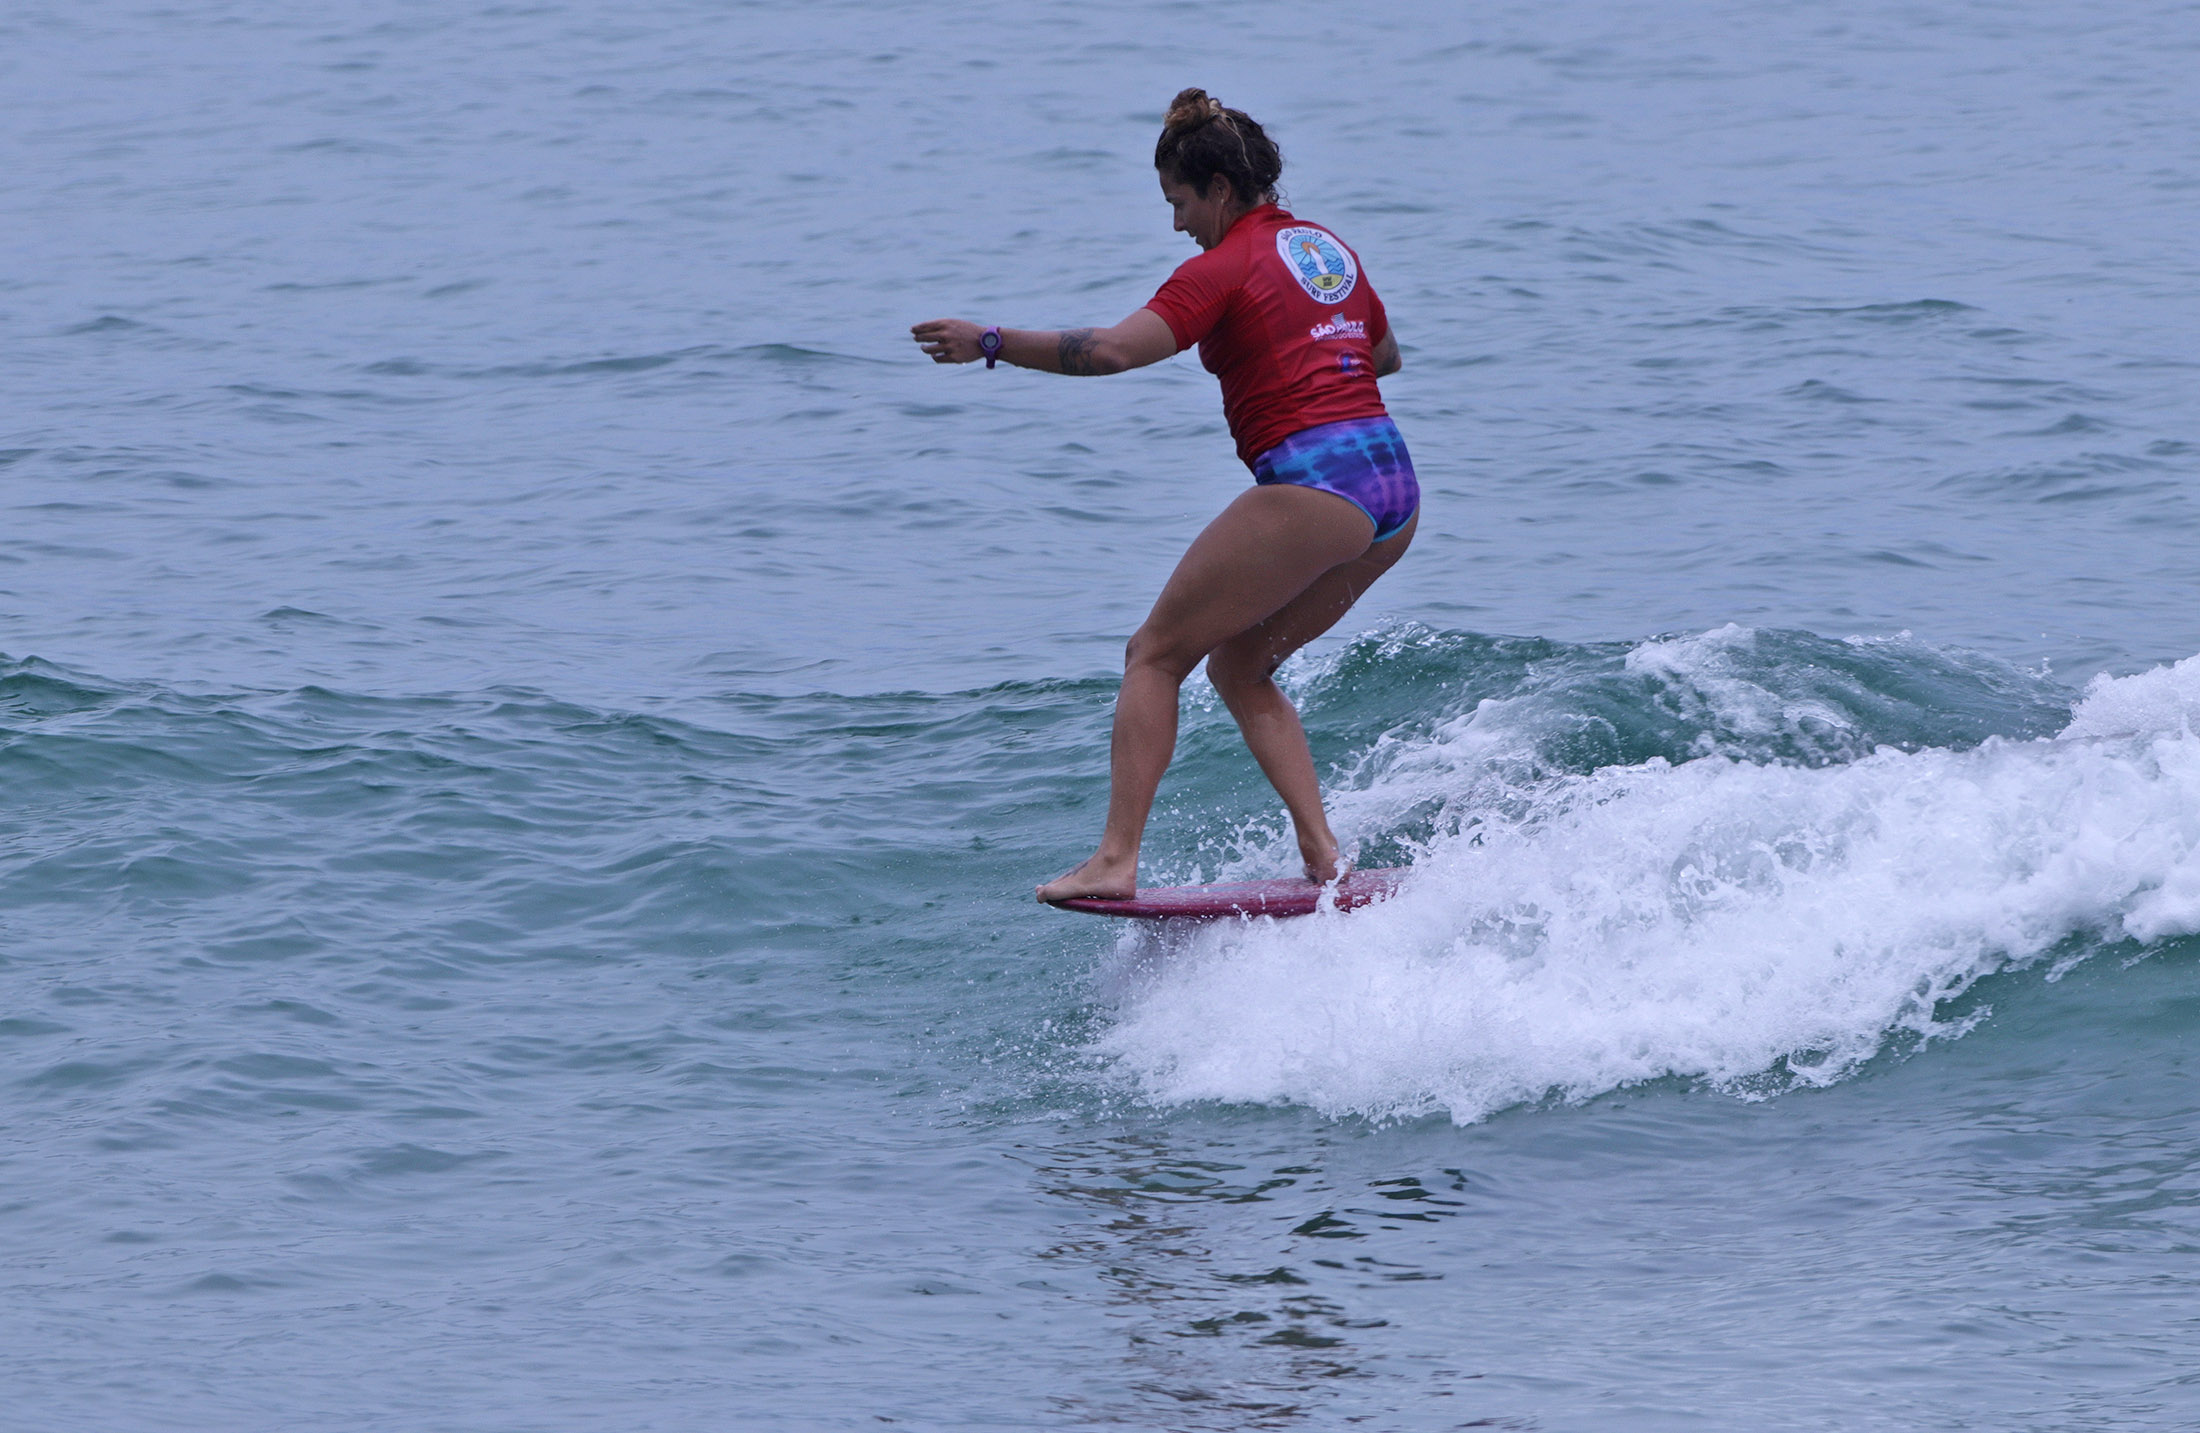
[1249,414,1420,542]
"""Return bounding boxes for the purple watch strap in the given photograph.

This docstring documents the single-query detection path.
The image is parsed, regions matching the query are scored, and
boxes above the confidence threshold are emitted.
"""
[981,326,1002,369]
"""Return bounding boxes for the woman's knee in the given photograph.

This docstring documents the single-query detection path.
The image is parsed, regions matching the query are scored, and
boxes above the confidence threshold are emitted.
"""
[1124,626,1203,683]
[1204,637,1277,702]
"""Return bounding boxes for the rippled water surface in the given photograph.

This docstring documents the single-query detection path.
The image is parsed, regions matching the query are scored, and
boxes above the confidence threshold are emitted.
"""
[7,2,2200,1429]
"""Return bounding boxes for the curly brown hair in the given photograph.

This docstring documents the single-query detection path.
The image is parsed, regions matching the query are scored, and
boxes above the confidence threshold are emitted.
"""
[1153,88,1282,207]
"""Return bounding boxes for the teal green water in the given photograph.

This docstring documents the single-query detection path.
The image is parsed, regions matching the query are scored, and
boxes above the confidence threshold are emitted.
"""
[7,2,2200,1429]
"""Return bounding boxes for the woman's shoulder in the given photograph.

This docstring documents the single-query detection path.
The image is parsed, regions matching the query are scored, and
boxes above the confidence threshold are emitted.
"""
[1194,207,1292,279]
[1246,209,1371,276]
[1263,209,1359,251]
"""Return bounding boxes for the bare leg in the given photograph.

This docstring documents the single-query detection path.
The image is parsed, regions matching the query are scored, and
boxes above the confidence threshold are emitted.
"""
[1037,486,1385,903]
[1208,510,1418,881]
[1211,677,1340,880]
[1035,660,1185,903]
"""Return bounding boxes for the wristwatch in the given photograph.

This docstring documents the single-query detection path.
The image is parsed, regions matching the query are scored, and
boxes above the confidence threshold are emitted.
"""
[980,326,1002,369]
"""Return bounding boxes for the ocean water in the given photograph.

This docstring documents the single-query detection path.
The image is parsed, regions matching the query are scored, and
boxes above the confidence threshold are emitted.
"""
[6,2,2200,1429]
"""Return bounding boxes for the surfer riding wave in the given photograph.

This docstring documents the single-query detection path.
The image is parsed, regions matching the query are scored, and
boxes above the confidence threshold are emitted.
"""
[912,88,1419,903]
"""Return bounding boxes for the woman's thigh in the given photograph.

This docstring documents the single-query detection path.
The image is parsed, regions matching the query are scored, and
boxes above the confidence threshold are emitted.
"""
[1134,485,1377,673]
[1209,509,1417,681]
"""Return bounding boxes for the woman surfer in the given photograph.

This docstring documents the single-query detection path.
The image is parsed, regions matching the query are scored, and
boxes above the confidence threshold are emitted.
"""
[911,88,1418,903]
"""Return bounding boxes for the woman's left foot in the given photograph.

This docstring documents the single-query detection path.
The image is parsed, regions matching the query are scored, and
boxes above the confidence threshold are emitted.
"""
[1037,851,1138,904]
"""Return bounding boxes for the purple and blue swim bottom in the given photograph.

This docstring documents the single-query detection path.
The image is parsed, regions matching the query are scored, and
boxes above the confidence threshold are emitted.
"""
[1249,415,1420,542]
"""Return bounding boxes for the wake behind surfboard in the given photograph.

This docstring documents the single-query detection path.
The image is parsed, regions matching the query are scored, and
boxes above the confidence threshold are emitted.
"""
[1048,868,1406,920]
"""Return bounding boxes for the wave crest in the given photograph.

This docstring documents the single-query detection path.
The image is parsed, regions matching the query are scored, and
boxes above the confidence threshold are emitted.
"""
[1096,629,2200,1123]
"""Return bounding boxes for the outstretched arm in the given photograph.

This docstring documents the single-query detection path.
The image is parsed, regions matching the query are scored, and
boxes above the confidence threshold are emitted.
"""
[911,309,1178,375]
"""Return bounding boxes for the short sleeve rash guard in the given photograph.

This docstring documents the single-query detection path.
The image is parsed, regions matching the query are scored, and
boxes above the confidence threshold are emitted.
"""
[1143,204,1391,467]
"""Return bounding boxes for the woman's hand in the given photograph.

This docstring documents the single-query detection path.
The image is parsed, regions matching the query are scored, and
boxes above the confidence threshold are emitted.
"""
[911,318,985,364]
[911,310,1177,374]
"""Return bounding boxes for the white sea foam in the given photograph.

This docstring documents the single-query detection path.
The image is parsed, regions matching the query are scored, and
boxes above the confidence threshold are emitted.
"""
[1096,640,2200,1123]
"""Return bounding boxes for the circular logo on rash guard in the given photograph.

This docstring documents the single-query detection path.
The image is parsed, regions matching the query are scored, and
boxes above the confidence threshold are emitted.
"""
[1275,225,1358,304]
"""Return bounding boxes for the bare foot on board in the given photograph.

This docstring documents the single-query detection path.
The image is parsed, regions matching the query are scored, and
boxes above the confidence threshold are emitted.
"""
[1037,852,1138,904]
[1300,841,1349,886]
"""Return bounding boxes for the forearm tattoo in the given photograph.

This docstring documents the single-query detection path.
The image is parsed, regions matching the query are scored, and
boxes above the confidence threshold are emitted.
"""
[1057,328,1100,375]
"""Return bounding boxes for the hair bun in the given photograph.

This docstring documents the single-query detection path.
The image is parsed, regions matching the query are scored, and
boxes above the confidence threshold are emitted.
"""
[1163,87,1226,135]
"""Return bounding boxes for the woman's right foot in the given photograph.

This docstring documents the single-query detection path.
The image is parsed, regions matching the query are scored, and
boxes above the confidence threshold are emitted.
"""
[1037,852,1138,904]
[1299,839,1346,886]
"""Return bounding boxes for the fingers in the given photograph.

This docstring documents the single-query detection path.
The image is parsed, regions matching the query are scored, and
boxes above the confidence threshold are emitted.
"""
[910,318,976,364]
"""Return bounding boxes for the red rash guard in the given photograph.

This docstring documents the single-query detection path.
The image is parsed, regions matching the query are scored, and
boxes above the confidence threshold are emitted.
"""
[1143,204,1391,468]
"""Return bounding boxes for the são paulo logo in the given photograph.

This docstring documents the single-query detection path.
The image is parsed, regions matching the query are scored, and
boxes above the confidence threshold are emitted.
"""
[1275,225,1357,305]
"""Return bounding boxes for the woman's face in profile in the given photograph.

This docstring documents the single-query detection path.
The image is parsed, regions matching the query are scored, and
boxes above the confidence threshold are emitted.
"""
[1160,171,1240,250]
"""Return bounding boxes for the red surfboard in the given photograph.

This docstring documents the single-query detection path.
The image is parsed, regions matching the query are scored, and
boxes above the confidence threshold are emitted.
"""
[1048,867,1407,920]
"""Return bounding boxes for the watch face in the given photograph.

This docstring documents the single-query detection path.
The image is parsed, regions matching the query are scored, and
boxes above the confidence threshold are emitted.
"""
[981,330,1001,352]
